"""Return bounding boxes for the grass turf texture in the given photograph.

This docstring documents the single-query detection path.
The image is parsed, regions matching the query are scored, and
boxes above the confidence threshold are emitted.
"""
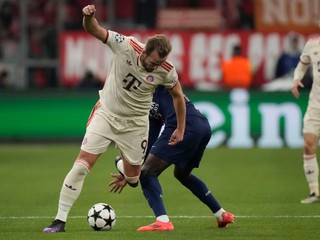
[0,144,320,240]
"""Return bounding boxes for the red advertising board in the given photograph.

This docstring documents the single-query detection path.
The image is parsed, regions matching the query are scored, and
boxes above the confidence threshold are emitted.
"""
[157,9,222,30]
[59,30,315,89]
[254,0,319,33]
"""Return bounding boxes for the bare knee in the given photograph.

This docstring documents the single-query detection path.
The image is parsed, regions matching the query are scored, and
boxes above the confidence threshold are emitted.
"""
[304,135,318,155]
[76,150,100,170]
[141,154,170,177]
[141,165,159,177]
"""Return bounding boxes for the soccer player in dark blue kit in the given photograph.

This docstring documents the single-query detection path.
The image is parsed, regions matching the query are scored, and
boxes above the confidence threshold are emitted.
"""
[110,85,234,231]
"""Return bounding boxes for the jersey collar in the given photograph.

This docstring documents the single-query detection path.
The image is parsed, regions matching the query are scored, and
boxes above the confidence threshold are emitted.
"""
[137,53,142,67]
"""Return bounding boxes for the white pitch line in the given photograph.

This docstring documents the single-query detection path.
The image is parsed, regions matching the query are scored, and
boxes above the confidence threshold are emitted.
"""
[1,215,320,220]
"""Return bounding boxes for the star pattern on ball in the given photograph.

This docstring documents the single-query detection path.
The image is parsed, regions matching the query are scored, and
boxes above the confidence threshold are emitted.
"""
[115,34,124,43]
[87,203,116,231]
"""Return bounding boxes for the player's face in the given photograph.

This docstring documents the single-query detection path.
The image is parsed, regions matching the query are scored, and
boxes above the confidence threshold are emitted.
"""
[141,50,167,72]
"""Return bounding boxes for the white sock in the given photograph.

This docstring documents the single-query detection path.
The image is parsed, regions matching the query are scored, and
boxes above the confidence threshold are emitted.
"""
[116,158,124,175]
[156,215,170,223]
[214,208,226,221]
[55,162,89,222]
[303,154,319,196]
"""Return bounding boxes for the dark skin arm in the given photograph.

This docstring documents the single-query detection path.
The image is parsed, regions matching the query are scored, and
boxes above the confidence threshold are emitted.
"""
[167,81,186,145]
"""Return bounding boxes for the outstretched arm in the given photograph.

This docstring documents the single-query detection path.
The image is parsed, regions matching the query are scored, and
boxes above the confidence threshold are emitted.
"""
[82,4,108,43]
[168,81,186,145]
[292,61,309,98]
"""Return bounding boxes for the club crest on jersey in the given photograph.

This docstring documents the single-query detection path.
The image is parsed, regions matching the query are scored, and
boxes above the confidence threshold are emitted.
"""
[146,75,154,82]
[115,34,124,43]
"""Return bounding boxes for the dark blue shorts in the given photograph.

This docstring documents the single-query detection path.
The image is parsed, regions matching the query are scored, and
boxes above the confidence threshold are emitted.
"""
[149,116,211,168]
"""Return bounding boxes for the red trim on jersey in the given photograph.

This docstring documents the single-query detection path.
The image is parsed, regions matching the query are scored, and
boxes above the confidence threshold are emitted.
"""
[129,39,143,53]
[87,101,101,127]
[161,61,173,72]
[102,30,109,44]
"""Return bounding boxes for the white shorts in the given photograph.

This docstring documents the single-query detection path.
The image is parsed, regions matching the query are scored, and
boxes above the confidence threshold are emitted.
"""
[303,106,320,136]
[81,103,148,165]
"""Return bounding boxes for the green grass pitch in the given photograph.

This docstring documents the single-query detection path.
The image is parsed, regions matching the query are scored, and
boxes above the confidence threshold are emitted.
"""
[1,144,320,240]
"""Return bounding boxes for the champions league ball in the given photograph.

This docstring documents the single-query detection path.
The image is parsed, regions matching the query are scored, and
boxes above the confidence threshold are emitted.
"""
[87,203,116,231]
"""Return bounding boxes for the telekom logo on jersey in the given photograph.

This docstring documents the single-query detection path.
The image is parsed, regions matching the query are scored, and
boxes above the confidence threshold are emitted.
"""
[123,73,142,92]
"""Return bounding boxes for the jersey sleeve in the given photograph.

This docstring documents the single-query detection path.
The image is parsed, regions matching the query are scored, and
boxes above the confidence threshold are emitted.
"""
[163,65,179,89]
[299,39,312,65]
[105,30,130,54]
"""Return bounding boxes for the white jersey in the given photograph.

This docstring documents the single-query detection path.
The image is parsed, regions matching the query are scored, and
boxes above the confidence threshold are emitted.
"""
[99,30,178,118]
[299,37,320,108]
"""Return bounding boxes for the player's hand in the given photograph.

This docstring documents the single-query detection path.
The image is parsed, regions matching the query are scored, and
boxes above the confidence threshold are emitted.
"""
[291,80,304,98]
[82,4,96,16]
[109,173,127,194]
[168,129,184,146]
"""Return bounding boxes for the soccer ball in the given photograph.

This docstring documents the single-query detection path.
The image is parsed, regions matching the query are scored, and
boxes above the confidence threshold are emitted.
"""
[87,203,116,231]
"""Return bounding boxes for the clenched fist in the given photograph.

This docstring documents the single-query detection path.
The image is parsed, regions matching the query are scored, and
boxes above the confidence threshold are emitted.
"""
[82,4,96,16]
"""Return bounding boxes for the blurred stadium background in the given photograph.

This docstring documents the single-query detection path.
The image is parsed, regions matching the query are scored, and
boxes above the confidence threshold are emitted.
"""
[0,0,318,146]
[2,2,320,239]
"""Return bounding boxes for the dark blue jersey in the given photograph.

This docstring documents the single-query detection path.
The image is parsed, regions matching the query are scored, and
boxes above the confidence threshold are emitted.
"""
[150,86,203,126]
[147,86,211,168]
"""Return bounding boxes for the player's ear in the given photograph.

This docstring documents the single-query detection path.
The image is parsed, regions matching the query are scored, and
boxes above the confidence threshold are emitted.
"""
[142,50,148,57]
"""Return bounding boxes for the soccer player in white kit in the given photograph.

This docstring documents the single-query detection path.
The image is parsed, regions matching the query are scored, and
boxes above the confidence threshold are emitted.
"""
[43,4,186,232]
[292,36,320,204]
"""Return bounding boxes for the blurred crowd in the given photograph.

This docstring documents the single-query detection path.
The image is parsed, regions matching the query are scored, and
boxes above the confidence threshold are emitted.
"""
[0,0,255,89]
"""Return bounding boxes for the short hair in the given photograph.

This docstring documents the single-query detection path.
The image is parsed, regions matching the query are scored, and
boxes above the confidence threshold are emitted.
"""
[232,45,242,56]
[290,34,299,44]
[145,34,172,58]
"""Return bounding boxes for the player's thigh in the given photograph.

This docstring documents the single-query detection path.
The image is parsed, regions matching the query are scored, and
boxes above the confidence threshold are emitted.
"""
[116,121,148,166]
[303,108,320,153]
[81,114,113,154]
[303,107,320,137]
[81,131,112,154]
[142,153,171,176]
[175,117,211,168]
